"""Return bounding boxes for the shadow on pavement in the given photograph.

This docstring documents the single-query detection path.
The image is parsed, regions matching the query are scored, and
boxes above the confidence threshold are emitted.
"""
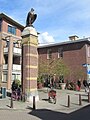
[42,98,49,101]
[28,104,90,120]
[28,109,67,120]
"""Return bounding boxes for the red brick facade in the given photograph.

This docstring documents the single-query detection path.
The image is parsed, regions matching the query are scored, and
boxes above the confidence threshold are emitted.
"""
[2,19,22,37]
[38,40,90,83]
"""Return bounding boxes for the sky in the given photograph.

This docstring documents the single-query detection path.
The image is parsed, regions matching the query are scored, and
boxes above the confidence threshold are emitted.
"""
[0,0,90,44]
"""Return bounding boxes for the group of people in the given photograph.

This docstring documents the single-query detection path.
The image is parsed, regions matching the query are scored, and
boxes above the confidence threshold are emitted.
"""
[83,79,90,92]
[49,77,90,92]
[76,79,90,92]
[11,80,22,100]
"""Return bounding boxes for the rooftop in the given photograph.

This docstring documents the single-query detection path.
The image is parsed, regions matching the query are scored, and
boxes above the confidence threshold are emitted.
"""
[38,37,90,48]
[0,13,24,30]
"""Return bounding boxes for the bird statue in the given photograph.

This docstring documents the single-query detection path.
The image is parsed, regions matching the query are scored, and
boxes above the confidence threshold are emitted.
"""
[26,8,37,27]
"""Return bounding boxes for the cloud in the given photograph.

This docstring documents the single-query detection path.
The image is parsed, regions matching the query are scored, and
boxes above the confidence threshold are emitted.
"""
[1,0,90,43]
[38,32,55,45]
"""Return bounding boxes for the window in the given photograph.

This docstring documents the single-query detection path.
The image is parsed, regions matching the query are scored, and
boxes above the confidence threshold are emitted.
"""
[58,48,63,58]
[13,42,19,47]
[12,74,21,81]
[3,74,7,82]
[6,41,9,47]
[47,49,52,59]
[8,25,16,35]
[87,47,90,57]
[12,74,16,81]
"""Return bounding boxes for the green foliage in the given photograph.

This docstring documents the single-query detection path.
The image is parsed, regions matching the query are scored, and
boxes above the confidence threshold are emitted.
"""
[14,79,21,87]
[51,59,70,77]
[37,76,43,83]
[38,58,70,80]
[38,60,48,76]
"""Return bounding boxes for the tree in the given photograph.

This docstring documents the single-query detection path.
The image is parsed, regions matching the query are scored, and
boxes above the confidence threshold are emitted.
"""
[38,60,48,77]
[38,59,70,80]
[49,59,70,78]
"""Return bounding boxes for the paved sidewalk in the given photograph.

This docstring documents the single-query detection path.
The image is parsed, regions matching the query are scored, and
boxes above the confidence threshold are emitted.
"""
[0,88,90,113]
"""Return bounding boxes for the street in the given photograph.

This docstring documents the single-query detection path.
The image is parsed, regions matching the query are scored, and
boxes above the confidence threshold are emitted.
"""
[0,105,90,120]
[0,88,90,120]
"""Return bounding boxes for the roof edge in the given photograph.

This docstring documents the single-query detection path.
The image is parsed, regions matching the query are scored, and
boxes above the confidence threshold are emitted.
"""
[38,38,90,48]
[0,13,24,29]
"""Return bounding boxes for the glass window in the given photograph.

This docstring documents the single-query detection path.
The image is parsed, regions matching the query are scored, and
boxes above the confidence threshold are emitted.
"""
[8,25,16,35]
[12,74,16,81]
[47,49,52,59]
[58,48,63,58]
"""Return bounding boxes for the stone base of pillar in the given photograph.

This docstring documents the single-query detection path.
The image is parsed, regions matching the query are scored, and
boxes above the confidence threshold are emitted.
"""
[26,90,39,102]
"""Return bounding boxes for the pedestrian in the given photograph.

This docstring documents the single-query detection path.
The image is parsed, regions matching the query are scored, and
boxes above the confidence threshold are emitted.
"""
[11,80,17,91]
[17,85,22,100]
[77,79,81,91]
[83,79,89,92]
[50,76,54,88]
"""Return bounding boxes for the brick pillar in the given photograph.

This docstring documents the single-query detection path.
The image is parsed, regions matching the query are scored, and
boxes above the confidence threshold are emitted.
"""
[7,36,13,90]
[21,27,39,102]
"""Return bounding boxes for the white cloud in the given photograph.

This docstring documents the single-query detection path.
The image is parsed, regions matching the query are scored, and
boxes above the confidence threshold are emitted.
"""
[1,0,90,43]
[38,32,55,45]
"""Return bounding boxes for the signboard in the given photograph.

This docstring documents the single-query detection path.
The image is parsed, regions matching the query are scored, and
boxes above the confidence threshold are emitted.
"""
[82,64,89,67]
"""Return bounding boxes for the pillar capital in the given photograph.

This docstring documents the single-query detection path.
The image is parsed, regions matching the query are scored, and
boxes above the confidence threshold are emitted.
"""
[21,27,38,45]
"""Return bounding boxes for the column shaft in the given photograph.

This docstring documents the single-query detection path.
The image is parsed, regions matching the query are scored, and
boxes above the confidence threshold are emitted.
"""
[0,33,3,87]
[7,36,13,90]
[22,27,39,102]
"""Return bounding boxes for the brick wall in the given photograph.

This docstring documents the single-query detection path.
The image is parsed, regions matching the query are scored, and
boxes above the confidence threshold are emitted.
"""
[2,19,22,37]
[38,41,88,83]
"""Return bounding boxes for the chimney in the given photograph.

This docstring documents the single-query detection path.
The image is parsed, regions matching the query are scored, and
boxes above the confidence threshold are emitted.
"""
[69,35,79,41]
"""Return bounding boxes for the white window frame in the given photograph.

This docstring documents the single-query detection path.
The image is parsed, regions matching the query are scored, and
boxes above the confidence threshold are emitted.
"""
[47,49,52,59]
[87,47,90,57]
[58,48,63,58]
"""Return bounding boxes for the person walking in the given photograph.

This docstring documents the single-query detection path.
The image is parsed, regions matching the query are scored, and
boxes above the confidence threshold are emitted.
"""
[77,79,81,91]
[83,79,89,92]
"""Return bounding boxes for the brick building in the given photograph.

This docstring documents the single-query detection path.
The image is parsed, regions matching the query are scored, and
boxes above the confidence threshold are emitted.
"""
[0,13,90,89]
[38,36,90,83]
[0,13,24,89]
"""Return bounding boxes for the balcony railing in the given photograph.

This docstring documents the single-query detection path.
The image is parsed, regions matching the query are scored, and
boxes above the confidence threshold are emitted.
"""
[4,47,21,55]
[4,48,8,53]
[3,64,21,71]
[13,48,21,54]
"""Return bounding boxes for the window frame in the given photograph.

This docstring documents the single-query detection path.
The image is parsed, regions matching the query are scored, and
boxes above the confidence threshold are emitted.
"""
[87,47,90,57]
[8,25,16,35]
[58,47,63,58]
[47,49,52,59]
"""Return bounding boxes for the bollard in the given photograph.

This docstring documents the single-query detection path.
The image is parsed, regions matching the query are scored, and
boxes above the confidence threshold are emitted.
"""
[33,96,36,110]
[21,93,26,102]
[10,94,13,108]
[88,92,90,103]
[67,95,70,107]
[79,94,82,106]
[23,94,26,102]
